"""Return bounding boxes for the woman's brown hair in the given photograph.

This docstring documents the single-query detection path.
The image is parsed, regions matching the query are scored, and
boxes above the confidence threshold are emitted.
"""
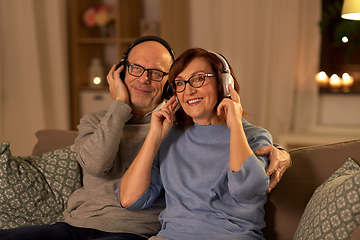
[168,48,241,131]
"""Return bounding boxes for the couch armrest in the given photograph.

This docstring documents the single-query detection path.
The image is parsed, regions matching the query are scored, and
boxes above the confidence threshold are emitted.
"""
[32,129,78,155]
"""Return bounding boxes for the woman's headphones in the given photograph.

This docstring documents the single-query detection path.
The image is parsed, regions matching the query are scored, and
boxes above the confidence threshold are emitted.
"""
[163,50,234,99]
[208,51,234,97]
[115,36,175,100]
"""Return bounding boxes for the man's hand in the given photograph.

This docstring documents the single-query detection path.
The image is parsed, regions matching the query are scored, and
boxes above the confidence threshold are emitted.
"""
[107,64,130,105]
[255,145,291,193]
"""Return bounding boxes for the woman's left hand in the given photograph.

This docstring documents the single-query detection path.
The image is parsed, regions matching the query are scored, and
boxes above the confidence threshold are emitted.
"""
[217,84,243,131]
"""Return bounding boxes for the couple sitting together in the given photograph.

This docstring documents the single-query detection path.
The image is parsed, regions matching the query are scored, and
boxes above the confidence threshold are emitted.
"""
[0,36,291,240]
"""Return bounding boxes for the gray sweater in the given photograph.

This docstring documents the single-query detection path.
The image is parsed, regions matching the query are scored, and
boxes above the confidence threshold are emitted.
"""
[63,100,164,238]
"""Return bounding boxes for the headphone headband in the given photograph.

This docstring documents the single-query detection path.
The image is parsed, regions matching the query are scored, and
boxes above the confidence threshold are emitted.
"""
[120,36,175,65]
[208,51,230,74]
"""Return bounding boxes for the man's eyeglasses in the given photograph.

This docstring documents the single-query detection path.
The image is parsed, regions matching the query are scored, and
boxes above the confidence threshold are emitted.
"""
[126,63,168,82]
[171,74,216,93]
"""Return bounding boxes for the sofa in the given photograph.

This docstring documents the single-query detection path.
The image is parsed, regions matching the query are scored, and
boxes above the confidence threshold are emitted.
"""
[263,138,360,240]
[1,129,360,239]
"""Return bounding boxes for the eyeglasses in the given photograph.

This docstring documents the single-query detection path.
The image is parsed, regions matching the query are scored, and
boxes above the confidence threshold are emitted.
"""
[171,73,216,93]
[126,62,168,82]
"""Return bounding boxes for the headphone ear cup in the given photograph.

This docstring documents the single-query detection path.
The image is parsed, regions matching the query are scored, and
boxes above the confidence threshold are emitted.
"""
[222,73,234,97]
[162,82,173,100]
[115,60,126,82]
[120,69,126,82]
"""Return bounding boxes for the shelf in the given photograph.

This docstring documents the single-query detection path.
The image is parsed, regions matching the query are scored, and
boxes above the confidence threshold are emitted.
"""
[80,86,109,92]
[78,37,138,44]
[68,0,191,130]
[68,0,144,130]
[78,38,118,44]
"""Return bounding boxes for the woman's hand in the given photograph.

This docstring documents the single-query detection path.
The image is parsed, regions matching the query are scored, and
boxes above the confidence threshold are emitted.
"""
[150,95,178,140]
[218,84,252,172]
[107,64,130,105]
[217,84,243,131]
[120,96,178,207]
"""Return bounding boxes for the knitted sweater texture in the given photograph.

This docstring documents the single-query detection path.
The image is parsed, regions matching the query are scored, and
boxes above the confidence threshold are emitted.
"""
[126,120,272,240]
[63,100,164,238]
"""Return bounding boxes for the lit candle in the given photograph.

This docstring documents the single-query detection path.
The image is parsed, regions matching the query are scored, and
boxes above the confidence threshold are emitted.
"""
[315,71,328,87]
[329,74,342,88]
[93,77,102,85]
[88,58,104,87]
[342,73,354,87]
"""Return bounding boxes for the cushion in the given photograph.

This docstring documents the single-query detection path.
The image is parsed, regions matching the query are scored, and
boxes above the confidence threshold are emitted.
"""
[293,158,360,240]
[0,141,81,229]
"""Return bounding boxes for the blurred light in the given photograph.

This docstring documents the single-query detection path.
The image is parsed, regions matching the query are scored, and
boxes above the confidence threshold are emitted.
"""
[315,71,328,87]
[93,77,102,85]
[342,73,354,86]
[329,74,342,87]
[342,0,360,20]
[88,58,104,87]
[342,73,351,81]
[317,71,328,80]
[342,36,349,43]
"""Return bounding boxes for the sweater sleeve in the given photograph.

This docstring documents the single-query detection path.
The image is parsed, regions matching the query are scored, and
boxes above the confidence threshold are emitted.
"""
[228,154,269,201]
[120,152,163,210]
[227,119,272,201]
[75,100,132,177]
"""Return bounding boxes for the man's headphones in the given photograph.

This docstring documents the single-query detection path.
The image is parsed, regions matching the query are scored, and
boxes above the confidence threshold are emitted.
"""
[209,51,234,97]
[115,36,175,100]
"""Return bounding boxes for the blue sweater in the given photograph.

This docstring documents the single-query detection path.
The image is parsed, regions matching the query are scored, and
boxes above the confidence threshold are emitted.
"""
[124,119,272,240]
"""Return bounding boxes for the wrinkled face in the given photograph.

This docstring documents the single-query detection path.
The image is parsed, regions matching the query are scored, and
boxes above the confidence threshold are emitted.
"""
[124,41,173,117]
[175,57,220,125]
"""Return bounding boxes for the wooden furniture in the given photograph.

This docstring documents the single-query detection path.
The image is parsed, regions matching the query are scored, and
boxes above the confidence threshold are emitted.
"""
[68,0,190,129]
[68,0,143,129]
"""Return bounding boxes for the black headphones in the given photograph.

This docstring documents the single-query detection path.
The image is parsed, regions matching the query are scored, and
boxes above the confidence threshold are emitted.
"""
[115,36,175,100]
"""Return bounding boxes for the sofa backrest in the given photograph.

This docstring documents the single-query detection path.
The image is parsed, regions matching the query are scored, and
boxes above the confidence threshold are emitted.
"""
[262,138,360,240]
[32,130,360,239]
[32,129,78,155]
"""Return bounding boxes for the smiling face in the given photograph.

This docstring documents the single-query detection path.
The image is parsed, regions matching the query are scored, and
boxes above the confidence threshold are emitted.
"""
[175,57,222,125]
[124,41,173,116]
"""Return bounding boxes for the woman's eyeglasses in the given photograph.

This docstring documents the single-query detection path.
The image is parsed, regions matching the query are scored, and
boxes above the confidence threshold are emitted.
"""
[171,74,216,93]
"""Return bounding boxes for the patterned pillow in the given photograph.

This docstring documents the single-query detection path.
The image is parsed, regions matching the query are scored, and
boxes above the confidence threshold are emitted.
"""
[0,141,81,229]
[294,158,360,240]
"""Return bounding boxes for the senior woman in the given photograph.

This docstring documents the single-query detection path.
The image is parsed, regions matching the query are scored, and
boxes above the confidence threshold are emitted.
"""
[119,48,272,240]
